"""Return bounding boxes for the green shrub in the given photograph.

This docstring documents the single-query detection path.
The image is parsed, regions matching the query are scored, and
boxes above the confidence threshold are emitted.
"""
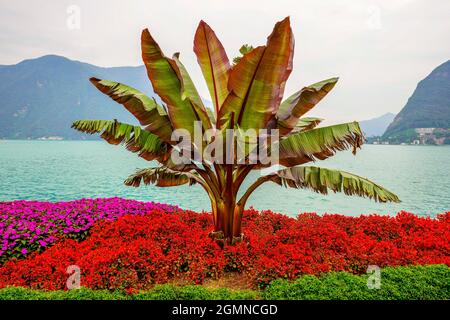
[0,287,125,300]
[133,285,259,300]
[0,285,259,300]
[263,265,450,300]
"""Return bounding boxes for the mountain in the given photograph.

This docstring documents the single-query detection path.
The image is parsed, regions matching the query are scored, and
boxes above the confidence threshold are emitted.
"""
[383,60,450,140]
[359,112,396,137]
[0,55,155,139]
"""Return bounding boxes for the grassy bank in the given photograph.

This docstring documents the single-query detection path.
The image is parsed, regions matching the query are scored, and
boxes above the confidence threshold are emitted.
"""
[1,265,448,300]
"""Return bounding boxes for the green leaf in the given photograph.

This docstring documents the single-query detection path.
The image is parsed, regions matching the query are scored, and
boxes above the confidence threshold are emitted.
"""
[232,44,254,65]
[279,122,364,167]
[290,117,323,133]
[124,167,198,187]
[265,166,400,203]
[89,77,173,142]
[277,77,338,135]
[71,120,170,162]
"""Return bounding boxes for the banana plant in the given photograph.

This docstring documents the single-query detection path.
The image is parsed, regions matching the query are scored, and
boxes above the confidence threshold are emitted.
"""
[72,17,400,246]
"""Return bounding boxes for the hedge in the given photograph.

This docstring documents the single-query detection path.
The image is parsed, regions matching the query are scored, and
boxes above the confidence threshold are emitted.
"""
[0,265,448,300]
[264,265,450,300]
[0,286,259,300]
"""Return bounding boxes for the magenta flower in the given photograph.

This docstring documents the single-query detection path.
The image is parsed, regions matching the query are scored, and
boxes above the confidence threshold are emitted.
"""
[38,240,47,247]
[0,198,180,262]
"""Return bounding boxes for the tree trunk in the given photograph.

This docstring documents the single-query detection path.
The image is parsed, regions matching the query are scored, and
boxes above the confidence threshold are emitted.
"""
[209,195,244,247]
[208,163,249,247]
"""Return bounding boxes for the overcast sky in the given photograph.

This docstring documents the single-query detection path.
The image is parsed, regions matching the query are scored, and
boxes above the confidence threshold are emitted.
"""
[1,0,449,123]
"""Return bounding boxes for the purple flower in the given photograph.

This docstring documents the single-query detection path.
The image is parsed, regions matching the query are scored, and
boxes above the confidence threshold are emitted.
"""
[38,240,47,247]
[0,198,180,261]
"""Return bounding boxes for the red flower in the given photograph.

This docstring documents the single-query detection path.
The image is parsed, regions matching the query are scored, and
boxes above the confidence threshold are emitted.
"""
[0,208,448,290]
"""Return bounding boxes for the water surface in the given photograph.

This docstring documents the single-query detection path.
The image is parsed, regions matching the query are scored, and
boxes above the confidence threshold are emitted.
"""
[1,140,449,217]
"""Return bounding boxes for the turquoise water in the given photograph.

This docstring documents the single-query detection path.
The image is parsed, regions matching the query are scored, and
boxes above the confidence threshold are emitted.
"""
[0,140,449,217]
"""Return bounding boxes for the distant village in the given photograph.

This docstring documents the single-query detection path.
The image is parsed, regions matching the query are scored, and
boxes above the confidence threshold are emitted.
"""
[37,136,64,141]
[368,128,450,145]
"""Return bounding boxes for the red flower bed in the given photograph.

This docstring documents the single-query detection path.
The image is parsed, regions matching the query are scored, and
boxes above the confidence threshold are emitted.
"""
[0,207,448,290]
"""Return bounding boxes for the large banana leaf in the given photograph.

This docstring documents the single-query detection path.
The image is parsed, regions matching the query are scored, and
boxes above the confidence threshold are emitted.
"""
[277,77,338,136]
[89,77,173,142]
[291,117,323,133]
[171,54,215,125]
[124,167,198,187]
[141,29,211,135]
[217,45,264,128]
[194,20,230,115]
[279,122,364,167]
[265,166,400,203]
[72,120,170,162]
[218,17,294,130]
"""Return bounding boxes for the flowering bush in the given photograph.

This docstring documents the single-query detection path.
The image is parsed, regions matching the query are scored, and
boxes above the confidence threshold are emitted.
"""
[0,198,178,262]
[0,199,448,290]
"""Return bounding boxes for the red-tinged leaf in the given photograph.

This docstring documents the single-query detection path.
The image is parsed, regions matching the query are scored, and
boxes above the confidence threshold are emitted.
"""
[217,46,265,128]
[170,53,214,126]
[194,21,231,115]
[141,29,209,136]
[218,17,294,131]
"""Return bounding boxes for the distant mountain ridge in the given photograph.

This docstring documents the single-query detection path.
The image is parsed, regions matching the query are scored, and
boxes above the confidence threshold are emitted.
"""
[359,112,396,137]
[2,55,448,142]
[383,60,450,140]
[0,55,154,139]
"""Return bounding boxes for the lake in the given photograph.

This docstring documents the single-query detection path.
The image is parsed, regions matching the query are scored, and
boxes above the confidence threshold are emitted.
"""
[1,140,449,217]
